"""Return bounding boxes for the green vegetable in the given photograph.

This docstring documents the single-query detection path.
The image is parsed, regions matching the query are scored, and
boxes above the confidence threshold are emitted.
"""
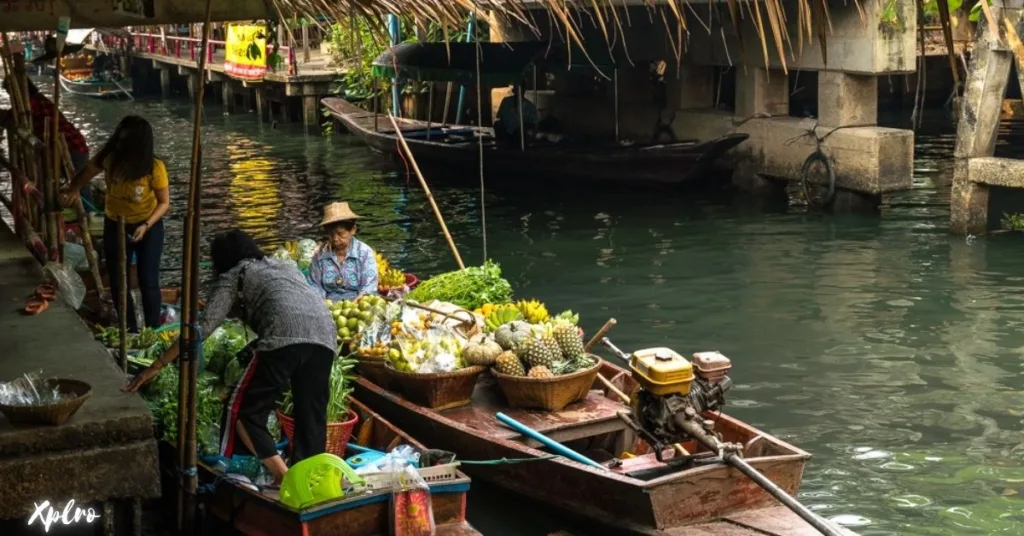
[407,260,514,311]
[140,366,223,454]
[278,354,357,423]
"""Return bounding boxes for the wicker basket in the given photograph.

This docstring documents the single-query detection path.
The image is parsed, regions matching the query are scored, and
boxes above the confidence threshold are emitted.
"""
[386,364,486,410]
[0,378,92,426]
[276,409,359,457]
[493,357,602,411]
[354,353,399,391]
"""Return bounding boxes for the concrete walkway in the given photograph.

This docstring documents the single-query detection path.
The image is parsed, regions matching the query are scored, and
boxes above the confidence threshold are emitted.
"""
[0,224,159,525]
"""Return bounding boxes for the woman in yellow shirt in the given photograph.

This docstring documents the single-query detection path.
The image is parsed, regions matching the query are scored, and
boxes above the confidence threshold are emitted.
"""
[63,115,170,331]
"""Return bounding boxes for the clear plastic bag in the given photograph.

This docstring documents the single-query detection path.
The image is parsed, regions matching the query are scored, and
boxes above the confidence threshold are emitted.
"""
[41,261,86,310]
[0,371,65,407]
[389,464,435,536]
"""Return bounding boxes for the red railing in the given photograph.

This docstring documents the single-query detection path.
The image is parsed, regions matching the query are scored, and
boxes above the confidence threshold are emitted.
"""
[96,32,298,73]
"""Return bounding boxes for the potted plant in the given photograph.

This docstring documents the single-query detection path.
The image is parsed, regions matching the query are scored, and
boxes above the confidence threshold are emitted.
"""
[276,354,359,456]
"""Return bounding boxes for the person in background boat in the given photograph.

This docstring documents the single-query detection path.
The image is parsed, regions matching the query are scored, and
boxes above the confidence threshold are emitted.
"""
[493,85,538,146]
[124,229,338,486]
[61,115,169,332]
[0,78,92,203]
[308,202,379,301]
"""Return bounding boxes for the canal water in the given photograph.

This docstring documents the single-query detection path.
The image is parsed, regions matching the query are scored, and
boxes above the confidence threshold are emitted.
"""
[10,82,1024,535]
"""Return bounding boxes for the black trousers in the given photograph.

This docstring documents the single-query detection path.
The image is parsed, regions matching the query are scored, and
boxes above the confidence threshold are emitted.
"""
[104,217,164,332]
[221,343,334,462]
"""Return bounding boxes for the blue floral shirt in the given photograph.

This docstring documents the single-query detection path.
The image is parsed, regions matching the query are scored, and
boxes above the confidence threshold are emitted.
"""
[306,238,379,301]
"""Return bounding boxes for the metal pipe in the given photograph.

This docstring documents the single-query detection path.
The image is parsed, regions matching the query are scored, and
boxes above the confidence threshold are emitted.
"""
[388,14,400,118]
[517,85,525,151]
[613,68,619,143]
[496,413,608,471]
[454,12,476,125]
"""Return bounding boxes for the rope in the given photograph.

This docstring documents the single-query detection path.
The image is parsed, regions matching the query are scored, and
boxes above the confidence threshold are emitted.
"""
[475,35,487,262]
[457,454,561,465]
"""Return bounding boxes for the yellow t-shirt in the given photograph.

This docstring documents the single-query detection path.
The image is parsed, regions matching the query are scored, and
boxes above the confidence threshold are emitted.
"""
[104,158,169,224]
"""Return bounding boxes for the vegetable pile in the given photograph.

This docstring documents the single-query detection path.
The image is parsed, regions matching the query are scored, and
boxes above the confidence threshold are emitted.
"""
[407,261,513,311]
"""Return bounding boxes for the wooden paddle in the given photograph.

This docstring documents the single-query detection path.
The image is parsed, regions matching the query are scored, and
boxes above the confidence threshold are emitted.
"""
[584,318,632,404]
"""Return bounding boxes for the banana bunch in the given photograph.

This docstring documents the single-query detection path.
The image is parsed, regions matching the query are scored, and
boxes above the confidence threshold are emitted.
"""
[159,329,179,345]
[483,304,524,332]
[375,252,391,278]
[516,299,550,324]
[475,303,496,316]
[284,241,299,261]
[381,267,405,288]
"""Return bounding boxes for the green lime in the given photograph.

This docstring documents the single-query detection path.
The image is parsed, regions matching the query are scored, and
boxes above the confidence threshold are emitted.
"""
[340,326,350,339]
[346,318,359,330]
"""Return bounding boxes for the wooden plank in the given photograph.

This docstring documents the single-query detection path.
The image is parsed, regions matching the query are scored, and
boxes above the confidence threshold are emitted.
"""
[440,384,626,441]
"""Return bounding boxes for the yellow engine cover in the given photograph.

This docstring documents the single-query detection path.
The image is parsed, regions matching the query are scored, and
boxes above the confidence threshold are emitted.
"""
[629,347,694,396]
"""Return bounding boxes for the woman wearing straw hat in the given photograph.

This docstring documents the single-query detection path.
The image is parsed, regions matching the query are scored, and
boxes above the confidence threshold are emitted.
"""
[307,202,379,301]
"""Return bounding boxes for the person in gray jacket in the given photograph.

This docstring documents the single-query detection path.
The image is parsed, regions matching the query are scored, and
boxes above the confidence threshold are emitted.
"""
[125,229,337,486]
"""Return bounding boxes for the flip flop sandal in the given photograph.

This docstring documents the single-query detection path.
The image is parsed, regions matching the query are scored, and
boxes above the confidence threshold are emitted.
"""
[35,284,57,301]
[24,296,49,315]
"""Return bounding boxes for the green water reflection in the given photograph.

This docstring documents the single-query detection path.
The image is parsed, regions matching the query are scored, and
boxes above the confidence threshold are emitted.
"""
[9,83,1024,535]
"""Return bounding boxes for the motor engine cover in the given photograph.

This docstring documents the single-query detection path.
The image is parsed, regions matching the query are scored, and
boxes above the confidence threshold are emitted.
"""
[629,347,694,397]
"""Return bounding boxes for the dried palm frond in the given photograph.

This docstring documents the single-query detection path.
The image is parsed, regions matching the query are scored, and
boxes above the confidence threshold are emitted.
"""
[267,0,833,75]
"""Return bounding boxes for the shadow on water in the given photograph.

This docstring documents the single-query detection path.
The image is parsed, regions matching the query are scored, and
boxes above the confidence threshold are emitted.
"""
[9,82,1024,535]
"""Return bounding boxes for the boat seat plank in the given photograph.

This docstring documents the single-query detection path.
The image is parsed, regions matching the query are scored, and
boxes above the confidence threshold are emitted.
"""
[440,383,627,443]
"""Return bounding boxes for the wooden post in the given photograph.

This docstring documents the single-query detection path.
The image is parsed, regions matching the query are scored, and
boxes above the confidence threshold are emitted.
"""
[118,216,128,372]
[301,20,310,63]
[951,3,1024,235]
[386,114,465,269]
[51,30,65,263]
[58,137,104,296]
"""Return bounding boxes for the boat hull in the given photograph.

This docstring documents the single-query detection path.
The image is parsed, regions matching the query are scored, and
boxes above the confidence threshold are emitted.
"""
[201,399,481,536]
[353,370,817,535]
[59,74,133,99]
[323,97,747,184]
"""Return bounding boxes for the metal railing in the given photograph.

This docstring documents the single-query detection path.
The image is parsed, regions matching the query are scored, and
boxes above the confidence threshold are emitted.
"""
[94,32,301,75]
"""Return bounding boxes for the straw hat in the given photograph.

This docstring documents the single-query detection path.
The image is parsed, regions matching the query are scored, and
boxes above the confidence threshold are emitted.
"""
[320,201,363,227]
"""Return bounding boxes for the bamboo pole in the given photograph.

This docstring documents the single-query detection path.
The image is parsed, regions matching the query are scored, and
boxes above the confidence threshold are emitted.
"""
[42,117,55,257]
[118,216,128,372]
[58,136,104,296]
[386,113,465,269]
[177,1,213,532]
[52,27,65,263]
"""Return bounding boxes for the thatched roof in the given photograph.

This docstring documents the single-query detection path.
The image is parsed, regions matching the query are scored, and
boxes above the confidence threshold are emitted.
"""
[269,0,845,74]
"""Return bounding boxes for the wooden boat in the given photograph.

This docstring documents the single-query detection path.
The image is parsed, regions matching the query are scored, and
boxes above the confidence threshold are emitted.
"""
[200,398,481,536]
[59,72,133,99]
[354,359,850,535]
[323,97,748,184]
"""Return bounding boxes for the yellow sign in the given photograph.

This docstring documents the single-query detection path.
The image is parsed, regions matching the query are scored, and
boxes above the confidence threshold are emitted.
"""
[224,24,267,81]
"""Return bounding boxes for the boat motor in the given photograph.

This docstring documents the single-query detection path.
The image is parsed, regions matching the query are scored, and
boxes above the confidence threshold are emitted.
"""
[600,339,844,536]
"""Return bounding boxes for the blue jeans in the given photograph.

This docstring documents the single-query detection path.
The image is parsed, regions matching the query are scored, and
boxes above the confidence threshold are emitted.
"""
[104,217,164,332]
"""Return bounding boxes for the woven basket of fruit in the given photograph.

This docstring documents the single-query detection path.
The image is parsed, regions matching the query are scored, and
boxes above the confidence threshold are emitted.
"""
[493,356,602,412]
[354,345,401,390]
[385,364,487,410]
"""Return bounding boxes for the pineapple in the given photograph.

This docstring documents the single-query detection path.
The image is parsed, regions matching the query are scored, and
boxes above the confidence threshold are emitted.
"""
[527,365,555,379]
[553,324,586,359]
[494,351,526,376]
[521,327,561,369]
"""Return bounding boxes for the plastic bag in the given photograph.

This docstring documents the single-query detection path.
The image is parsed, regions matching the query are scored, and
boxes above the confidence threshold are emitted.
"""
[271,247,293,262]
[41,262,86,310]
[0,371,66,407]
[389,464,435,536]
[354,445,421,474]
[62,242,95,272]
[296,239,318,270]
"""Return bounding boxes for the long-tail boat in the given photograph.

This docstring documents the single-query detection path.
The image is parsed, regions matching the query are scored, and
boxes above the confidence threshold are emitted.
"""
[199,398,480,536]
[354,359,853,536]
[322,41,748,185]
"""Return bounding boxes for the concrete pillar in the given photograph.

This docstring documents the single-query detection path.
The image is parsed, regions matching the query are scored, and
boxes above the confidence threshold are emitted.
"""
[817,71,878,127]
[950,161,989,235]
[303,95,319,129]
[735,68,788,119]
[159,67,171,99]
[221,81,236,112]
[668,64,715,109]
[186,72,199,99]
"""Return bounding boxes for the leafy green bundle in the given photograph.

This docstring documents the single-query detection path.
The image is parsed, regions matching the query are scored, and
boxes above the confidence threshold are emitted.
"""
[407,260,514,311]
